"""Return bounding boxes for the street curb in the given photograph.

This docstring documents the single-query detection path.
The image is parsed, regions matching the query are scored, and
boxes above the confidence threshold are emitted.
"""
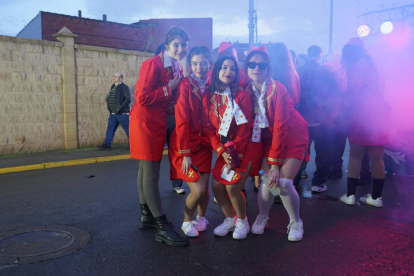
[0,150,168,175]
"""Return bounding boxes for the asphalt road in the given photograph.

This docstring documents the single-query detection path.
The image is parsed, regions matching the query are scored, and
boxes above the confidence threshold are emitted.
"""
[0,156,413,276]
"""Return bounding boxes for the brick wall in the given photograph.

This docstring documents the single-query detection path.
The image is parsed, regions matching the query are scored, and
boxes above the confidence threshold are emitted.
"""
[39,12,212,53]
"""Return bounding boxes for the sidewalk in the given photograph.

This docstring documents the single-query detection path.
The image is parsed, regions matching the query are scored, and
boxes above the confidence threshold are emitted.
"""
[0,145,135,174]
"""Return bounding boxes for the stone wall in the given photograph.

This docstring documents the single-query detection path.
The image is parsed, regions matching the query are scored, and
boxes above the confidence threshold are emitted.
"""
[0,32,152,155]
[75,45,151,147]
[0,36,64,155]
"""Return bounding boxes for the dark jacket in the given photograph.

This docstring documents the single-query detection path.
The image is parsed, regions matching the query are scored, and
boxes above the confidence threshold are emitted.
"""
[297,60,340,125]
[106,82,131,114]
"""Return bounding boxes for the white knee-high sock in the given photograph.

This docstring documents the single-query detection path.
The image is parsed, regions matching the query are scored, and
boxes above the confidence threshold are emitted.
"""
[257,182,274,217]
[278,178,300,223]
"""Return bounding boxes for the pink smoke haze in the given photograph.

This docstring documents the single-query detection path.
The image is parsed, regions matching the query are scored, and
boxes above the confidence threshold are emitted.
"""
[366,20,414,155]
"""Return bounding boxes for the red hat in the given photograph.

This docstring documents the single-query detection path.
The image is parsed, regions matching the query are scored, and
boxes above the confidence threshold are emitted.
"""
[248,45,268,54]
[218,42,234,54]
[346,37,365,49]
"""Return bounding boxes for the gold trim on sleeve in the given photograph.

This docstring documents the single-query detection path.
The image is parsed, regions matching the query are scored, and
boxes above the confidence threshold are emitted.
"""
[268,157,283,163]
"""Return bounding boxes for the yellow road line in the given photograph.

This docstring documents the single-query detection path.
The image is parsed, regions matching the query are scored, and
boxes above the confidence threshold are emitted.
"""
[96,155,130,162]
[0,164,45,174]
[44,158,98,168]
[0,150,168,175]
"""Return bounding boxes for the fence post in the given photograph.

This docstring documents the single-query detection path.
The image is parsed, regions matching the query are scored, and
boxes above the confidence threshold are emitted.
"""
[53,27,78,149]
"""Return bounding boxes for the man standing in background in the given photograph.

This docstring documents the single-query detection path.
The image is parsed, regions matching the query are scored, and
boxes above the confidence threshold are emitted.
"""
[98,73,131,150]
[295,45,340,192]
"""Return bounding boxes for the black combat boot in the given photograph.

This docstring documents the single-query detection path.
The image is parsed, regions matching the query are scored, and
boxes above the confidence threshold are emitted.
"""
[155,215,189,247]
[138,204,157,229]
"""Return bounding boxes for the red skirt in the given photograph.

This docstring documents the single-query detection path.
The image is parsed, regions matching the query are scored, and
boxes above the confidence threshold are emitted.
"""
[212,141,262,184]
[169,145,212,181]
[262,126,310,162]
[243,142,263,176]
[263,143,309,162]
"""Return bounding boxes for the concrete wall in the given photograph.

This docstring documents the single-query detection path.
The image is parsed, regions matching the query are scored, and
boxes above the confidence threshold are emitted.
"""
[16,12,42,40]
[0,32,152,155]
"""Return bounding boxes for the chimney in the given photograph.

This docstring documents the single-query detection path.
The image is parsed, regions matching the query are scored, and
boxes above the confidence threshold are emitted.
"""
[78,10,82,17]
[103,14,107,21]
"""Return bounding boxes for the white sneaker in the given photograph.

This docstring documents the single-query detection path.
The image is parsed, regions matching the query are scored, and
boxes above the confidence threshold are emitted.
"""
[287,219,304,242]
[193,216,209,232]
[251,215,269,235]
[213,197,218,204]
[174,187,185,194]
[311,184,328,192]
[233,218,250,240]
[181,221,199,237]
[213,217,236,236]
[360,194,383,208]
[340,194,356,205]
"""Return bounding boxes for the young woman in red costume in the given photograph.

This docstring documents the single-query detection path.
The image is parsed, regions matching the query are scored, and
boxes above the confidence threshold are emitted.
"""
[168,46,213,237]
[339,42,390,208]
[203,56,253,240]
[245,46,309,242]
[129,27,189,247]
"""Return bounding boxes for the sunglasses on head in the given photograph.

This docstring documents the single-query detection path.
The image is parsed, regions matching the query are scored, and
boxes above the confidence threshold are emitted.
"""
[247,62,268,70]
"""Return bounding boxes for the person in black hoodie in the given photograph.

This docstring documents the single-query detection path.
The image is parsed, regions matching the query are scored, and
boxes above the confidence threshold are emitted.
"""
[294,45,340,192]
[98,72,131,149]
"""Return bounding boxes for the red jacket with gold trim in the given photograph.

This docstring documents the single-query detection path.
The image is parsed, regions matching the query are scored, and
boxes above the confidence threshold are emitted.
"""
[247,78,308,166]
[202,89,252,158]
[130,51,183,161]
[172,76,210,156]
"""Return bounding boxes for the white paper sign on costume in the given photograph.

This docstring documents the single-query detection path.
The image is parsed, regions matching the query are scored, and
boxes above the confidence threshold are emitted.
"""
[221,166,236,181]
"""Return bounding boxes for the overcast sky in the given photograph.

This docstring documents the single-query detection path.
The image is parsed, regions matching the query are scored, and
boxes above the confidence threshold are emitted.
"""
[0,0,412,53]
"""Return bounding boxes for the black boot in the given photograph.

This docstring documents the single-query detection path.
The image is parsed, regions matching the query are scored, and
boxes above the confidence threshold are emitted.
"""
[155,215,189,247]
[139,204,157,229]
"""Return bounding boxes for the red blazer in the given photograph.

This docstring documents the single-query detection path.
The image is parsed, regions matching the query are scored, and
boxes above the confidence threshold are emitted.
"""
[130,51,183,161]
[202,89,252,158]
[171,76,210,156]
[247,79,308,165]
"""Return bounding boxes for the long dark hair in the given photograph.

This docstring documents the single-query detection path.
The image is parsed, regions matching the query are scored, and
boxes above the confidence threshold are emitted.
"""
[341,44,373,68]
[341,44,380,95]
[208,56,239,97]
[267,43,300,100]
[154,43,165,56]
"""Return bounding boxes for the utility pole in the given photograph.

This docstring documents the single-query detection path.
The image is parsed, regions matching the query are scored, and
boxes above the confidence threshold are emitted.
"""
[249,0,255,47]
[329,0,334,54]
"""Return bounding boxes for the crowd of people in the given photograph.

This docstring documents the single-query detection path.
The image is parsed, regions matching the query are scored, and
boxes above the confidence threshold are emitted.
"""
[125,27,390,247]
